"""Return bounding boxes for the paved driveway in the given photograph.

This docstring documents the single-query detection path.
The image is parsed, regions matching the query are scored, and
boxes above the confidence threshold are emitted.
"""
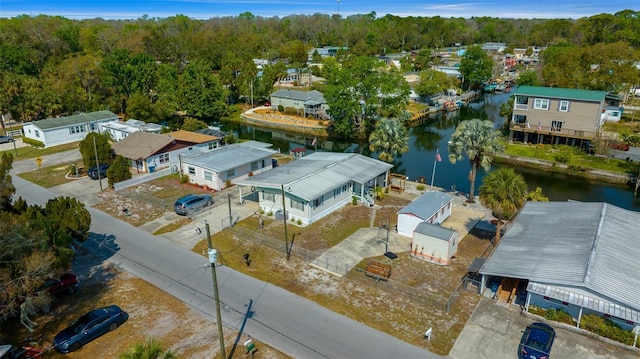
[450,298,639,359]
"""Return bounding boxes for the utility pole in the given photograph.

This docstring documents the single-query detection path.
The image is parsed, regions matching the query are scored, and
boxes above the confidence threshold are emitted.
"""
[281,185,289,260]
[205,221,226,359]
[92,134,103,191]
[227,193,233,228]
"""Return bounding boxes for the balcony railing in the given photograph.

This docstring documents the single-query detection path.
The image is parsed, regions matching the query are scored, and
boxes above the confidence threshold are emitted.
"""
[514,103,529,111]
[509,123,596,138]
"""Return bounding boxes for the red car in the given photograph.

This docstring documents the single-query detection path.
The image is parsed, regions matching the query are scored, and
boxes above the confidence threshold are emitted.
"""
[43,273,79,296]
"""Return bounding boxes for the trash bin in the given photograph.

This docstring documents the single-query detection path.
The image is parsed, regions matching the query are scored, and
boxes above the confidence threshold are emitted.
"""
[149,165,155,173]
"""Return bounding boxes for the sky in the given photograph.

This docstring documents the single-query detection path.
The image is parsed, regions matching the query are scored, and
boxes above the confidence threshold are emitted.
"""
[0,0,636,20]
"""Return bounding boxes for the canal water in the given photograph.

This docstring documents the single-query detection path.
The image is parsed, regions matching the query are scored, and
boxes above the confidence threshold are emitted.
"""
[225,92,640,211]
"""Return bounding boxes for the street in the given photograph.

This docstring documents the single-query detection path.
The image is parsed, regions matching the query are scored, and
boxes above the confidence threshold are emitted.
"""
[11,166,441,359]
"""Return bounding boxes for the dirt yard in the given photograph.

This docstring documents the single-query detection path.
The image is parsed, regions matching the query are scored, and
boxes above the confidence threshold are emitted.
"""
[1,245,290,359]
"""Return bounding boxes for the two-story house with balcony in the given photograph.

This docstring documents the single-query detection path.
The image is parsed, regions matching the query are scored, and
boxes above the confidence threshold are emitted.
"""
[509,86,607,149]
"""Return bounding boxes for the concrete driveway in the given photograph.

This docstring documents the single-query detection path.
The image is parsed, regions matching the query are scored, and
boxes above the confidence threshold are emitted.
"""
[450,298,638,359]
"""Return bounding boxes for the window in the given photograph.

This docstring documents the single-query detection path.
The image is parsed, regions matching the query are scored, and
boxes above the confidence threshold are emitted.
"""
[290,199,305,211]
[88,123,96,131]
[204,171,213,181]
[208,142,217,150]
[250,161,259,171]
[559,100,570,112]
[312,197,324,208]
[225,169,235,179]
[262,192,275,202]
[35,130,40,138]
[188,166,196,175]
[551,120,563,132]
[533,98,550,110]
[159,153,170,164]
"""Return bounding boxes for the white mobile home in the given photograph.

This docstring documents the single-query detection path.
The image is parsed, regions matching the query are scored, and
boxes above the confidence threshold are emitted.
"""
[22,111,119,148]
[397,192,453,237]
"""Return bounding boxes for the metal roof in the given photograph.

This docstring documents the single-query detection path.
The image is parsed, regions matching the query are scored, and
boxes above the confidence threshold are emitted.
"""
[480,201,640,312]
[397,191,453,221]
[414,222,457,241]
[514,86,606,102]
[237,152,393,201]
[182,143,277,172]
[30,110,119,130]
[271,89,326,103]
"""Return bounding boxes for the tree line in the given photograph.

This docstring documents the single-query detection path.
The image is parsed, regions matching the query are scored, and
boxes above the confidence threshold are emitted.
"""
[0,11,639,137]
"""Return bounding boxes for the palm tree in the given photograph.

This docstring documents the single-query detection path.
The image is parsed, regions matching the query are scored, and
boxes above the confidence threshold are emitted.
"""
[479,168,527,242]
[368,118,410,163]
[118,338,176,359]
[448,118,504,203]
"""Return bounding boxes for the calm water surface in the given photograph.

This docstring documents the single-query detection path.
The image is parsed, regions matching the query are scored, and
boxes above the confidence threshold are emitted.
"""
[225,92,640,211]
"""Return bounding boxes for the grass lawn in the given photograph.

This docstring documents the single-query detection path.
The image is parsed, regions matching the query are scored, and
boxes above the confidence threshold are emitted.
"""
[504,143,638,174]
[18,162,78,188]
[0,141,80,160]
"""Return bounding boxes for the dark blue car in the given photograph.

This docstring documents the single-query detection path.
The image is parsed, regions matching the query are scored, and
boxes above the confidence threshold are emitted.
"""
[53,305,128,353]
[519,322,556,359]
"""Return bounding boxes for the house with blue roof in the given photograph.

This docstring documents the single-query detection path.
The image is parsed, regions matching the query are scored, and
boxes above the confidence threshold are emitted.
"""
[396,191,453,237]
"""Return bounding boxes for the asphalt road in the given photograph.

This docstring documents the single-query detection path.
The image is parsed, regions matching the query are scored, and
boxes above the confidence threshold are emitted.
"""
[12,171,441,358]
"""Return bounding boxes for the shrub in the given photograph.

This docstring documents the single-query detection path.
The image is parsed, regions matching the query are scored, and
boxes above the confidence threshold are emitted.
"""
[553,146,573,163]
[267,211,273,216]
[225,179,232,188]
[543,308,575,325]
[180,174,189,184]
[579,314,635,346]
[416,184,425,191]
[278,104,284,112]
[297,219,302,225]
[22,137,44,148]
[352,196,358,205]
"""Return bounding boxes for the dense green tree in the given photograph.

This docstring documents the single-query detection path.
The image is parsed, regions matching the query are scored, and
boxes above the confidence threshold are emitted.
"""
[79,132,112,169]
[107,155,133,187]
[181,117,208,132]
[526,187,549,202]
[118,338,176,359]
[368,118,409,163]
[458,45,493,90]
[479,168,527,242]
[178,60,229,120]
[322,56,410,139]
[0,153,16,212]
[516,71,539,86]
[448,119,504,203]
[414,69,453,99]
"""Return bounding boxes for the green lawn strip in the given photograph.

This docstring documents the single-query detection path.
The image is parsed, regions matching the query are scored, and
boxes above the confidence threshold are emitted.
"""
[17,163,77,188]
[504,143,637,174]
[0,141,80,160]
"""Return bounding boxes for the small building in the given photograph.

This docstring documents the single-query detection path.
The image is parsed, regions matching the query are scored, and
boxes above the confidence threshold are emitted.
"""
[270,89,328,119]
[411,222,459,265]
[22,110,119,148]
[237,152,393,225]
[111,130,219,173]
[397,191,453,237]
[102,119,164,141]
[480,201,640,332]
[181,142,277,191]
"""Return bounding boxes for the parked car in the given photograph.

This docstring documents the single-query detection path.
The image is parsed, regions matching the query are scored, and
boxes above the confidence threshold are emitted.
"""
[87,164,110,180]
[0,136,13,144]
[0,344,44,359]
[519,322,556,359]
[174,194,214,215]
[42,272,79,296]
[53,305,128,353]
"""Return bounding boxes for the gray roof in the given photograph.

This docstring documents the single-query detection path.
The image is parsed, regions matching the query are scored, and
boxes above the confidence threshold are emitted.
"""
[480,201,640,312]
[414,222,457,241]
[271,89,326,103]
[237,152,393,201]
[182,143,277,172]
[397,191,453,220]
[30,111,119,130]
